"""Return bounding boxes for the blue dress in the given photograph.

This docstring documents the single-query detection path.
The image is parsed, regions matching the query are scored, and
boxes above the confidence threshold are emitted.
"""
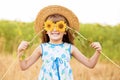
[38,43,73,80]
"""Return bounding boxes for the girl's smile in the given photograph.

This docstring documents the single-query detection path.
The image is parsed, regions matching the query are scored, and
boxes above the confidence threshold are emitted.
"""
[47,30,65,43]
[51,32,60,36]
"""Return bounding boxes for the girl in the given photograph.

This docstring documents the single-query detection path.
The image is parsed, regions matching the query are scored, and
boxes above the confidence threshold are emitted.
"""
[17,5,102,80]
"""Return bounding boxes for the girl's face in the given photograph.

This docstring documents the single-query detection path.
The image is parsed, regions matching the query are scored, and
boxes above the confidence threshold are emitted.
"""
[44,20,67,43]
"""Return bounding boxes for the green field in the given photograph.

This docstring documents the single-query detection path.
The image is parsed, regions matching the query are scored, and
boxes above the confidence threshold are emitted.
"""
[0,20,120,61]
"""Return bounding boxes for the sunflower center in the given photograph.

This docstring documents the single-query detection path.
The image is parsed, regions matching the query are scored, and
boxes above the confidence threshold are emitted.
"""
[58,24,64,29]
[47,24,51,28]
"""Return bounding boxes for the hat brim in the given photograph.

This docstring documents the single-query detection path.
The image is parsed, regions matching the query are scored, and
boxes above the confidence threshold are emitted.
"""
[34,5,80,33]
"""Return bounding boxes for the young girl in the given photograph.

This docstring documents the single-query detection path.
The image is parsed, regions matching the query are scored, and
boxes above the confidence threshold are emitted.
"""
[17,5,102,80]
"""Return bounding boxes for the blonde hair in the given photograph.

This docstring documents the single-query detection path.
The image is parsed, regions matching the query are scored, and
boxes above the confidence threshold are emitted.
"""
[41,14,74,44]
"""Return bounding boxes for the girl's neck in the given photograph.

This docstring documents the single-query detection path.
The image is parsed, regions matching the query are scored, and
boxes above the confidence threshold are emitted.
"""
[49,40,63,44]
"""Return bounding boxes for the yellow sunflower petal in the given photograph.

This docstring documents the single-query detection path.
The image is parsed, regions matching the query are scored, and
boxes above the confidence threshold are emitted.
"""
[56,21,66,32]
[44,20,54,31]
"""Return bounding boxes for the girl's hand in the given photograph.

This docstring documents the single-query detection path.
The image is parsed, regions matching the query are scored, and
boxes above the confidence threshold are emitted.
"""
[90,42,102,53]
[17,41,29,53]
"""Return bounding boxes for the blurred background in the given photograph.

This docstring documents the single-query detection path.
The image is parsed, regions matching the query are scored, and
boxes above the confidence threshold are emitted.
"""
[0,0,120,80]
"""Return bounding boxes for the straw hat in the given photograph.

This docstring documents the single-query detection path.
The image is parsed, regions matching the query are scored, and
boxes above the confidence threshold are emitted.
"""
[34,5,80,33]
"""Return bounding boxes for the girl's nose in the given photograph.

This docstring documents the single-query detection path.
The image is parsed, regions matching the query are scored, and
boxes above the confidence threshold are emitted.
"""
[53,26,57,31]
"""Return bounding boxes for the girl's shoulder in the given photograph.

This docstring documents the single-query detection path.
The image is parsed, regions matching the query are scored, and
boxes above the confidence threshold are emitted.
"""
[39,43,48,50]
[63,42,71,46]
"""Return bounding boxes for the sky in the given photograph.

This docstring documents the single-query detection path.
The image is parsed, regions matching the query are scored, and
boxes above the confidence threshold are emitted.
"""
[0,0,120,25]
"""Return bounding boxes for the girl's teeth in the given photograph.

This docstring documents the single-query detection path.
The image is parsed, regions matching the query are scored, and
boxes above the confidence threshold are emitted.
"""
[52,33,59,36]
[53,33,58,35]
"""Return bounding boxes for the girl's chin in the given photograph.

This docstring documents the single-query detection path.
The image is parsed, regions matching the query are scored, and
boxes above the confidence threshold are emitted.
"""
[51,38,60,41]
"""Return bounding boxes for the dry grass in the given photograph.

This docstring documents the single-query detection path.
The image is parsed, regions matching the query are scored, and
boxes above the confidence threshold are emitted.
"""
[0,55,120,80]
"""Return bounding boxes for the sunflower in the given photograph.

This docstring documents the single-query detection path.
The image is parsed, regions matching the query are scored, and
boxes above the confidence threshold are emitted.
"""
[56,21,67,32]
[44,20,54,31]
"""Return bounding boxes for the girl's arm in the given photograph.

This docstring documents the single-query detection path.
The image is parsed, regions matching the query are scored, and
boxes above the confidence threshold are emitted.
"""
[71,42,102,68]
[17,41,42,70]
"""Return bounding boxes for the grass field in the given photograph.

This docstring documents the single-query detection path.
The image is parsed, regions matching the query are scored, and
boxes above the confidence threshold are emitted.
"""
[0,20,120,80]
[0,54,120,80]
